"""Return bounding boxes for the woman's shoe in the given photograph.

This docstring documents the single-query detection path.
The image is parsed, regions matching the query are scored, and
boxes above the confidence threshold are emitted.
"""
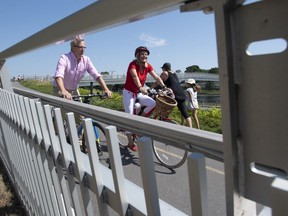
[128,143,138,151]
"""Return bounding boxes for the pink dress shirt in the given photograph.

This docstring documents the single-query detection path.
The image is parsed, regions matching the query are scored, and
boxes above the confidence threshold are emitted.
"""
[53,52,101,91]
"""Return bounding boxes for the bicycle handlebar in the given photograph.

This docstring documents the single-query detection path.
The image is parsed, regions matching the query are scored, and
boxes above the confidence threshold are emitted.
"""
[147,88,174,99]
[74,81,108,103]
[72,92,108,103]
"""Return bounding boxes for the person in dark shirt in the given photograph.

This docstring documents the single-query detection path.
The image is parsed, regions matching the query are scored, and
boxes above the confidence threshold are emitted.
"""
[151,62,192,127]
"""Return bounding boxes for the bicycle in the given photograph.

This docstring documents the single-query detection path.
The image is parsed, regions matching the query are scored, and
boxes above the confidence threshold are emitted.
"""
[55,82,108,161]
[72,92,108,157]
[118,88,188,169]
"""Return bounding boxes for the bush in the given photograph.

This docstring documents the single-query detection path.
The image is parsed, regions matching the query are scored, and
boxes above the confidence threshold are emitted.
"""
[198,108,222,133]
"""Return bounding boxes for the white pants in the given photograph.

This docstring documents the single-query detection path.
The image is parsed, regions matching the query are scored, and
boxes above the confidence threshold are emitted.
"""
[122,88,156,115]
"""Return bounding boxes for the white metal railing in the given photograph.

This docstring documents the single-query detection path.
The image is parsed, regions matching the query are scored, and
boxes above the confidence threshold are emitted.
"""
[0,87,221,215]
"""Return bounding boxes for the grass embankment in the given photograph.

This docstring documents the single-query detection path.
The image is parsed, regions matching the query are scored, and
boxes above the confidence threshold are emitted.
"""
[21,80,222,134]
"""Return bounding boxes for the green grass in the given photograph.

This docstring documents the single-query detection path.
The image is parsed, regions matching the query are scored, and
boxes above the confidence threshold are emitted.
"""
[20,80,222,133]
[21,80,54,94]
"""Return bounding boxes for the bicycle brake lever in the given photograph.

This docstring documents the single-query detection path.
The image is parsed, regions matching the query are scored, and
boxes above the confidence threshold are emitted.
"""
[96,92,108,99]
[101,94,108,99]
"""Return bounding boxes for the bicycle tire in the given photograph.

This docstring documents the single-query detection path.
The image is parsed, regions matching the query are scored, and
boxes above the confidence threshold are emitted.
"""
[152,119,188,169]
[116,128,130,147]
[81,122,109,161]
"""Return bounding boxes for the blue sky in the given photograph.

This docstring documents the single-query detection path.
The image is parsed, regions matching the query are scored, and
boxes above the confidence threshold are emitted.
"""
[2,0,266,79]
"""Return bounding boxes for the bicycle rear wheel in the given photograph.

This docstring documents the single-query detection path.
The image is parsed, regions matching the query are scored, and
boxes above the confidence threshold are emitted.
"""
[152,119,188,169]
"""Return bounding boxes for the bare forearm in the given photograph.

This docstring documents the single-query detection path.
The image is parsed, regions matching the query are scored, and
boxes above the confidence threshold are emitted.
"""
[97,77,109,91]
[55,77,66,92]
[96,77,112,97]
[55,77,72,99]
[132,74,142,89]
[155,76,165,87]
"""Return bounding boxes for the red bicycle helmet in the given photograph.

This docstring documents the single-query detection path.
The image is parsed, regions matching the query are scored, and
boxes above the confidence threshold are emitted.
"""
[134,46,150,57]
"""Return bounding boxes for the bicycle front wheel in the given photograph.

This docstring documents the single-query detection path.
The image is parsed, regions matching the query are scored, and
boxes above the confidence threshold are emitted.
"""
[152,118,188,169]
[81,122,109,164]
[116,128,128,147]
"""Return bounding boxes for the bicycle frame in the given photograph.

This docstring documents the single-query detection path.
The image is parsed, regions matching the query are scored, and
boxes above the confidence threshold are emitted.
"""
[130,89,188,169]
[71,82,108,154]
[77,120,101,143]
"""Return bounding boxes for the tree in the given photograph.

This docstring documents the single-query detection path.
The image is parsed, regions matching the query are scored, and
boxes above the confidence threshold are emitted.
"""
[184,65,201,73]
[209,67,219,74]
[175,69,181,73]
[101,71,110,75]
[184,65,219,74]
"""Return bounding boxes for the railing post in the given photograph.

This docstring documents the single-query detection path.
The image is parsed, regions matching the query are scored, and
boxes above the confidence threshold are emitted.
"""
[54,109,85,216]
[137,136,161,216]
[105,126,129,216]
[187,153,208,216]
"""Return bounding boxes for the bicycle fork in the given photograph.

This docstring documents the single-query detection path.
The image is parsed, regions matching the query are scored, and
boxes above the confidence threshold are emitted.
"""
[77,124,100,142]
[77,123,102,154]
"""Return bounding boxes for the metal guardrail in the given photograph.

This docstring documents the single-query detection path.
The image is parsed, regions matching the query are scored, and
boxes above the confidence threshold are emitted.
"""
[0,87,222,215]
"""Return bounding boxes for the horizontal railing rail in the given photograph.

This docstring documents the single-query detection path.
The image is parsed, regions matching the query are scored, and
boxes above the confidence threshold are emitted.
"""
[0,0,186,60]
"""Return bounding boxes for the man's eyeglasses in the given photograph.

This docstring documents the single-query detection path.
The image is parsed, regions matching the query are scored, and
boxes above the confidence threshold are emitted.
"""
[74,45,87,49]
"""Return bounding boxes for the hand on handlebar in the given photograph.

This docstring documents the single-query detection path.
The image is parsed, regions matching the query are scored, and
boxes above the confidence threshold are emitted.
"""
[139,86,148,95]
[162,86,169,91]
[97,92,108,99]
[104,90,113,98]
[60,90,72,100]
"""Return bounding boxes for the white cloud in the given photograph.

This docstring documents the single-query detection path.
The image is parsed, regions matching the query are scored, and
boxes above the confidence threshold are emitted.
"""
[139,34,166,47]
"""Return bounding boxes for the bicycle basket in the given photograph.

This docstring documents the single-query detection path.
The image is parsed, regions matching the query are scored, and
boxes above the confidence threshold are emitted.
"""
[154,95,177,117]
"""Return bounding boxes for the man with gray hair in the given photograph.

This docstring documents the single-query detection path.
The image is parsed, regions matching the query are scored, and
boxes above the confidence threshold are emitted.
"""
[53,38,112,99]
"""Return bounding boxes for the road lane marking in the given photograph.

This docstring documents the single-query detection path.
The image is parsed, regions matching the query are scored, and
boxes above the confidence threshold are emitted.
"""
[206,166,224,175]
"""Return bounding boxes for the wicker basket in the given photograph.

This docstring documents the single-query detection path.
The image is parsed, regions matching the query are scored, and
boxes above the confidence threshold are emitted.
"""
[154,95,177,117]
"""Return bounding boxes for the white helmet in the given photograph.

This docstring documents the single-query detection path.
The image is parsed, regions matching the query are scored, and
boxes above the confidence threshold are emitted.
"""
[185,79,196,85]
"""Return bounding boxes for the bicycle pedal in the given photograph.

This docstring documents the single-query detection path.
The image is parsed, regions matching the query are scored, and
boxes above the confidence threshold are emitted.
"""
[97,144,103,156]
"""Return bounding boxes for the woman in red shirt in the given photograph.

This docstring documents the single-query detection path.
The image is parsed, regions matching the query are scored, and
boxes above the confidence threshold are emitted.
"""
[123,46,166,151]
